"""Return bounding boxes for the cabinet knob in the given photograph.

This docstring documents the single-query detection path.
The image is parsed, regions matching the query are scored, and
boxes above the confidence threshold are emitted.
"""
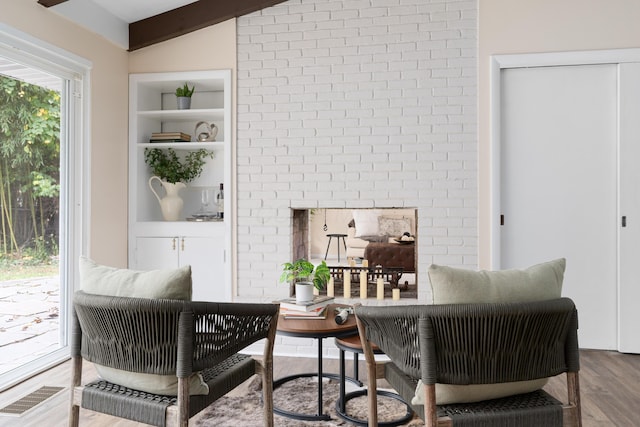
[181,238,185,251]
[172,237,176,250]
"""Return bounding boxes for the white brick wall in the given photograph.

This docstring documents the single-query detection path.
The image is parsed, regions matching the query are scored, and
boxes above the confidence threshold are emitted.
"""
[236,0,478,315]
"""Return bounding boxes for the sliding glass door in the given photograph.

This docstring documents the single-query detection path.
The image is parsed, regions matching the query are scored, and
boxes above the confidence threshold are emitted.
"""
[0,25,88,390]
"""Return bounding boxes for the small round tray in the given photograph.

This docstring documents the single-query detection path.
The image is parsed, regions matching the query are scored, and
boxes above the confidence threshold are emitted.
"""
[393,238,415,244]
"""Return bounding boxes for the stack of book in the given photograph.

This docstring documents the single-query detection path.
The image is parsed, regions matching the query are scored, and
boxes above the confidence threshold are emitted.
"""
[276,295,334,319]
[149,132,191,143]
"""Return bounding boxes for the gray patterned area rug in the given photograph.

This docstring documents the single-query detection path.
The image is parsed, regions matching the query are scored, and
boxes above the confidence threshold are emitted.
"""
[194,376,423,427]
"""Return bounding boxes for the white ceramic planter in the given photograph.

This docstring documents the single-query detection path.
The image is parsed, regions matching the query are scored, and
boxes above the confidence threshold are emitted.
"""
[295,282,314,303]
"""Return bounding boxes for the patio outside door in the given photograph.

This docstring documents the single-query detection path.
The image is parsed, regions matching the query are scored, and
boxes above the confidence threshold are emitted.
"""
[0,26,87,389]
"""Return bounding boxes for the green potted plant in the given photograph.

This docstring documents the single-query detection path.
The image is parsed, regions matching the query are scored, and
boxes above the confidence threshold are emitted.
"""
[144,148,214,221]
[144,148,213,184]
[280,259,330,303]
[175,83,195,109]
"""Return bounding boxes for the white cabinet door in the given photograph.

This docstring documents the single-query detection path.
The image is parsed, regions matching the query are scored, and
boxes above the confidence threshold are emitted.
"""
[134,236,226,302]
[180,236,225,302]
[134,237,180,271]
[500,64,618,350]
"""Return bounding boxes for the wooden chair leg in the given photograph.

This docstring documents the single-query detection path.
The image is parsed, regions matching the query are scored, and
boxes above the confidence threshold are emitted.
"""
[567,371,582,427]
[177,378,189,427]
[257,360,274,427]
[68,356,81,427]
[425,383,437,427]
[261,313,277,427]
[367,363,379,426]
[69,403,79,427]
[356,315,379,427]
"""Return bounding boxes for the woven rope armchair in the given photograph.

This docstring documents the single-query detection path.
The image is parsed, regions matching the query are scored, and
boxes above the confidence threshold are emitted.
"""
[355,298,581,427]
[69,291,279,427]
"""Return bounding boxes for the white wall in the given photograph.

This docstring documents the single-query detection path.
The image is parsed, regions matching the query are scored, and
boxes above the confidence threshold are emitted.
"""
[3,0,129,267]
[236,0,478,305]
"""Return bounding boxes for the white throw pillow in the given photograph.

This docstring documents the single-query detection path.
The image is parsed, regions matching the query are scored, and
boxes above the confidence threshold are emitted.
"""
[428,258,565,305]
[352,209,383,237]
[78,256,208,396]
[413,258,566,405]
[79,256,193,300]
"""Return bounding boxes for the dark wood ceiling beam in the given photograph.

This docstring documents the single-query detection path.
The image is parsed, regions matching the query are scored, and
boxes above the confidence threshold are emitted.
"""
[129,0,288,52]
[37,0,68,7]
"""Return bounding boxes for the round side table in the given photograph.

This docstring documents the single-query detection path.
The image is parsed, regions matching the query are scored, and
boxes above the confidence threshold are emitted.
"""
[334,334,413,426]
[324,233,347,263]
[274,304,359,421]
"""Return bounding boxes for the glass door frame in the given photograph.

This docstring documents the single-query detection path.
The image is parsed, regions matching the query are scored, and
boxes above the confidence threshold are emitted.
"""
[0,24,90,391]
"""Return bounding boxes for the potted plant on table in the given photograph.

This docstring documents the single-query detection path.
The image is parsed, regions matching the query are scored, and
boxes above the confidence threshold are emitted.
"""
[280,259,330,304]
[144,148,214,221]
[175,82,195,110]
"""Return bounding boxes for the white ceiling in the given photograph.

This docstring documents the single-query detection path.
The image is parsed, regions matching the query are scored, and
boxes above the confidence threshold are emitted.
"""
[46,0,199,50]
[91,0,198,23]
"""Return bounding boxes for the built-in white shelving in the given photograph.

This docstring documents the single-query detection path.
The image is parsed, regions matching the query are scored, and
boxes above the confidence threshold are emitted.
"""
[128,70,232,302]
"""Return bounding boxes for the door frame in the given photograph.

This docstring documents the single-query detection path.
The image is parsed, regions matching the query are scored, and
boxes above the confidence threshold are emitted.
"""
[0,24,91,389]
[490,48,640,352]
[489,48,640,269]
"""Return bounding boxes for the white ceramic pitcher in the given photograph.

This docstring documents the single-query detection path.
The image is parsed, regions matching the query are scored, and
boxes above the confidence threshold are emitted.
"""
[149,176,186,221]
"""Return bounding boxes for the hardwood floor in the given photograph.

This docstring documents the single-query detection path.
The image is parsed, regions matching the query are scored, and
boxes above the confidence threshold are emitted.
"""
[0,349,638,426]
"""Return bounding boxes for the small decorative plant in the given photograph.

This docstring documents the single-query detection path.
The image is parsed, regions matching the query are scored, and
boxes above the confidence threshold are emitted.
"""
[144,148,213,183]
[175,83,195,97]
[280,259,330,291]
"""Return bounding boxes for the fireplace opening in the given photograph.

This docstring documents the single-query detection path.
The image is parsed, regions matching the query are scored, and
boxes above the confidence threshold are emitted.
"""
[292,208,418,298]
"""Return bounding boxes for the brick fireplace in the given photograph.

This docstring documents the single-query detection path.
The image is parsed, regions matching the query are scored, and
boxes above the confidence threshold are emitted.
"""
[235,0,478,306]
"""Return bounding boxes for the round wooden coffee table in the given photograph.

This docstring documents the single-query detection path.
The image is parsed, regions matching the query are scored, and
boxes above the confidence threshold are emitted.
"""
[275,303,357,421]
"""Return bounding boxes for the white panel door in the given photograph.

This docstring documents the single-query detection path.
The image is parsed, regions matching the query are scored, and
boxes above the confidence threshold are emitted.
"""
[618,63,640,353]
[500,64,618,350]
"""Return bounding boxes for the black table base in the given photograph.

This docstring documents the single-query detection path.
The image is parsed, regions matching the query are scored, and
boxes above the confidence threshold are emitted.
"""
[273,337,360,421]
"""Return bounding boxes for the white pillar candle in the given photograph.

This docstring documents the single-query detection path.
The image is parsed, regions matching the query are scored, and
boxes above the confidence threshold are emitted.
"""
[343,269,351,299]
[392,288,400,301]
[360,271,367,299]
[377,278,384,300]
[327,277,334,297]
[362,259,369,268]
[349,259,356,267]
